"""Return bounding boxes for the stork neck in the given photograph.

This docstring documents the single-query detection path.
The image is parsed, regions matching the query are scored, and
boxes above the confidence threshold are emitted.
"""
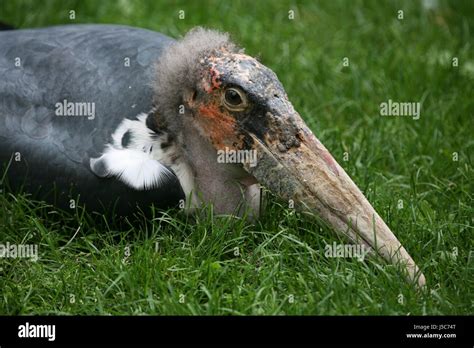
[180,119,251,213]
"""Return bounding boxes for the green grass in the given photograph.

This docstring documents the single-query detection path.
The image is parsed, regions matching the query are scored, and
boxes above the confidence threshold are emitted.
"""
[0,0,473,315]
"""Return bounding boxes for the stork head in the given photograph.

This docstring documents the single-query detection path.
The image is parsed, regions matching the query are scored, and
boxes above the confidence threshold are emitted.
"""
[154,28,425,287]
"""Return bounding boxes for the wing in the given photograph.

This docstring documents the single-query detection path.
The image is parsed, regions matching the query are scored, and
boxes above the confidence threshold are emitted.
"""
[0,25,184,215]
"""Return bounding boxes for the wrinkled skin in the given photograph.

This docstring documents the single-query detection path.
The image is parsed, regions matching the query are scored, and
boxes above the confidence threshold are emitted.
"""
[182,48,425,287]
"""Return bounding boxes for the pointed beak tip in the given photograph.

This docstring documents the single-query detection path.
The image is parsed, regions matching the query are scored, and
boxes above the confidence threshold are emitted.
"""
[418,273,427,288]
[411,268,426,289]
[246,126,427,287]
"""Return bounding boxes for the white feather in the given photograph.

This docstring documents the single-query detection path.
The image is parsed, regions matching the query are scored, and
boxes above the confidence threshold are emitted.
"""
[93,147,172,190]
[111,113,155,150]
[91,112,197,201]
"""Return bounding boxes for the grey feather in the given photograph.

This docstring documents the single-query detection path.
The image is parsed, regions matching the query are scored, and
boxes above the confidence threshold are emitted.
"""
[0,25,185,214]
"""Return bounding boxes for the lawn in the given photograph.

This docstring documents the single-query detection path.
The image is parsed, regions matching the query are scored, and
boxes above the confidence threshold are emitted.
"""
[0,0,472,315]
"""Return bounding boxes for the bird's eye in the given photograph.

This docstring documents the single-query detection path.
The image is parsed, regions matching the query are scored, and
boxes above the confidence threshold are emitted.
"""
[223,87,247,110]
[225,89,242,105]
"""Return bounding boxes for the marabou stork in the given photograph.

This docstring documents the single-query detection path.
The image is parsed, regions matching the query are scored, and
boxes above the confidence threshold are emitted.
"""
[0,25,425,287]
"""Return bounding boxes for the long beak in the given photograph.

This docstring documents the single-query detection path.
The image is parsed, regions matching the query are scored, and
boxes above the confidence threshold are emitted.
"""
[242,111,426,288]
